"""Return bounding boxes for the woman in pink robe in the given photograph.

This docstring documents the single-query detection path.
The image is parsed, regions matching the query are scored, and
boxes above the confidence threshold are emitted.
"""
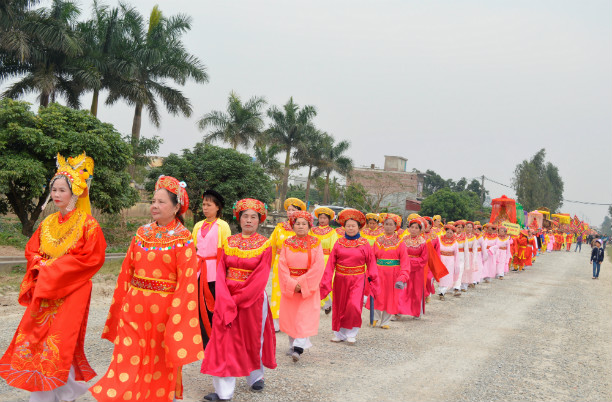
[437,224,460,299]
[481,223,499,282]
[320,209,379,345]
[278,211,325,362]
[201,199,276,401]
[473,225,486,284]
[369,213,410,328]
[397,218,429,317]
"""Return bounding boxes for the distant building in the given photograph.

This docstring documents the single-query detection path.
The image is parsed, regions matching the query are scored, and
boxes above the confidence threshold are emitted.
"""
[347,155,424,220]
[290,176,309,187]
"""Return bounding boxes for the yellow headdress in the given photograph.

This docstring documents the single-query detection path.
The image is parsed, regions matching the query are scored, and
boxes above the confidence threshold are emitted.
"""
[365,213,381,223]
[407,213,421,221]
[46,152,95,214]
[283,197,306,211]
[314,206,335,220]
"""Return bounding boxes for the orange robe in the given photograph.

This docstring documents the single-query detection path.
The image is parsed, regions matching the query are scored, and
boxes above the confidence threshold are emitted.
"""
[0,210,106,392]
[91,219,202,402]
[278,235,325,338]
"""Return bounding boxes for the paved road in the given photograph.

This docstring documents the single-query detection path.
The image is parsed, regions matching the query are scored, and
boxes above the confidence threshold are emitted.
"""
[0,248,610,401]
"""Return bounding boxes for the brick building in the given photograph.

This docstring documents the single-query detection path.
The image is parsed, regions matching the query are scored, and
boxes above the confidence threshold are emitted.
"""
[347,155,424,219]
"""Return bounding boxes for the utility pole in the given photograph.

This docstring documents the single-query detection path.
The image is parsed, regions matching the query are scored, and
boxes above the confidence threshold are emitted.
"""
[480,175,485,210]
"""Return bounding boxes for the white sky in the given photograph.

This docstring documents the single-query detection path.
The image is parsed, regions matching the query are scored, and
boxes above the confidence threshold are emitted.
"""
[7,0,612,226]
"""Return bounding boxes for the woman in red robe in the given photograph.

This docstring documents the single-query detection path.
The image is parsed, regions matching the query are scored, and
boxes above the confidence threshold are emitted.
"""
[91,176,202,402]
[0,153,106,402]
[320,209,379,345]
[369,213,410,329]
[397,218,429,318]
[201,199,276,401]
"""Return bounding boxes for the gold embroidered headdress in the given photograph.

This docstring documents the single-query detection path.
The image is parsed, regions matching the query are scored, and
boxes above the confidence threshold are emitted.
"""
[44,152,95,214]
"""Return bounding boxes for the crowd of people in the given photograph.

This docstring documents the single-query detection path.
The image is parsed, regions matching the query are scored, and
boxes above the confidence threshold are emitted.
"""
[0,153,605,402]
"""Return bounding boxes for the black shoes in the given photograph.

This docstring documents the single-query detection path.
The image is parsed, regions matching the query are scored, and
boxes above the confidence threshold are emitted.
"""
[251,379,265,392]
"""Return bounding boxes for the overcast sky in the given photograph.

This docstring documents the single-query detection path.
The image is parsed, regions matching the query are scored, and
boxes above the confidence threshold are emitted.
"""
[9,0,612,226]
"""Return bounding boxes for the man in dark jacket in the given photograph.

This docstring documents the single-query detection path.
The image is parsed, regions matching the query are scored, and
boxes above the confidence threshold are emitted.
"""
[590,240,604,279]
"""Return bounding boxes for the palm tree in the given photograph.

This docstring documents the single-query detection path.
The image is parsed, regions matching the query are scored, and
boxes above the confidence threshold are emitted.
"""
[293,128,326,204]
[105,5,208,145]
[254,142,282,197]
[198,91,267,150]
[267,97,317,204]
[314,135,353,205]
[75,0,132,116]
[1,0,84,107]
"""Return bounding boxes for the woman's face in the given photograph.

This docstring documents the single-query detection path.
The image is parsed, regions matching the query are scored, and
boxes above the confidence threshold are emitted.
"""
[408,223,421,237]
[50,177,73,212]
[445,229,454,239]
[367,219,378,230]
[240,209,260,235]
[475,228,481,235]
[287,205,299,213]
[465,223,474,234]
[293,218,310,237]
[455,224,464,233]
[499,228,507,236]
[202,197,219,220]
[344,220,360,237]
[318,214,330,226]
[151,189,179,225]
[383,219,396,235]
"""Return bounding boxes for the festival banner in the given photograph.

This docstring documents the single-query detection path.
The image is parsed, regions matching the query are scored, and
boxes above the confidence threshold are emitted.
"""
[502,222,521,236]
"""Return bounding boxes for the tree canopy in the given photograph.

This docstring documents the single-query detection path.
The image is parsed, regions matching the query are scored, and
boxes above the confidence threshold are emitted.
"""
[419,188,474,222]
[0,99,139,236]
[512,148,564,212]
[147,142,275,223]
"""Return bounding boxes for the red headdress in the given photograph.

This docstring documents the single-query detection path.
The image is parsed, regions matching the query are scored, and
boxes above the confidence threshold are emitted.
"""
[233,198,267,223]
[408,218,423,229]
[290,210,314,227]
[380,213,402,230]
[454,219,467,227]
[444,224,456,231]
[338,209,366,228]
[155,175,189,215]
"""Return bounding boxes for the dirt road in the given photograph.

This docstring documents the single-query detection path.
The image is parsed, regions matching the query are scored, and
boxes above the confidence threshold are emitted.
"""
[0,248,610,401]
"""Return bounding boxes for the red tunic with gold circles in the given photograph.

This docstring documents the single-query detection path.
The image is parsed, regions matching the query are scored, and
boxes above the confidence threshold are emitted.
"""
[91,219,201,402]
[0,210,106,392]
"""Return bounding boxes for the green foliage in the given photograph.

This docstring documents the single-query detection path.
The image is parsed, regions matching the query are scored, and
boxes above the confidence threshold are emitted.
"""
[600,215,612,237]
[313,134,352,204]
[0,217,29,249]
[1,0,85,107]
[199,91,267,150]
[344,182,374,211]
[147,143,275,223]
[267,97,317,203]
[314,176,342,205]
[420,188,472,221]
[0,99,140,236]
[104,4,208,142]
[286,184,321,205]
[512,148,564,212]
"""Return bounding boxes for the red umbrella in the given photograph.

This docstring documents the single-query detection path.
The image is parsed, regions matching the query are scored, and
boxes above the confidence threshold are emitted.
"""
[489,195,517,224]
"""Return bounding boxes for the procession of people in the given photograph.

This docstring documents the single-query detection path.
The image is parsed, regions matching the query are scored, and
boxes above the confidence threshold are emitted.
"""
[0,152,601,402]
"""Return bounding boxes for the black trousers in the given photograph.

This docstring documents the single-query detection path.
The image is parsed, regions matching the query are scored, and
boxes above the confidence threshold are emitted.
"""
[197,276,216,350]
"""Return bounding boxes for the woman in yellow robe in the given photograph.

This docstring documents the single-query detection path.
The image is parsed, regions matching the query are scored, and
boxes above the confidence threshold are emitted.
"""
[268,197,307,331]
[310,207,338,314]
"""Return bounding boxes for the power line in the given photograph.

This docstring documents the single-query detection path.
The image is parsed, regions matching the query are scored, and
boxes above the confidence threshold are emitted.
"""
[482,176,611,206]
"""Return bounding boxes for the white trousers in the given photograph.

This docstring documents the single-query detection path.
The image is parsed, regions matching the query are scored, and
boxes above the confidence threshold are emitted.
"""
[212,292,268,400]
[438,286,448,295]
[288,336,312,350]
[30,366,89,402]
[333,327,359,341]
[453,254,465,289]
[374,310,393,326]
